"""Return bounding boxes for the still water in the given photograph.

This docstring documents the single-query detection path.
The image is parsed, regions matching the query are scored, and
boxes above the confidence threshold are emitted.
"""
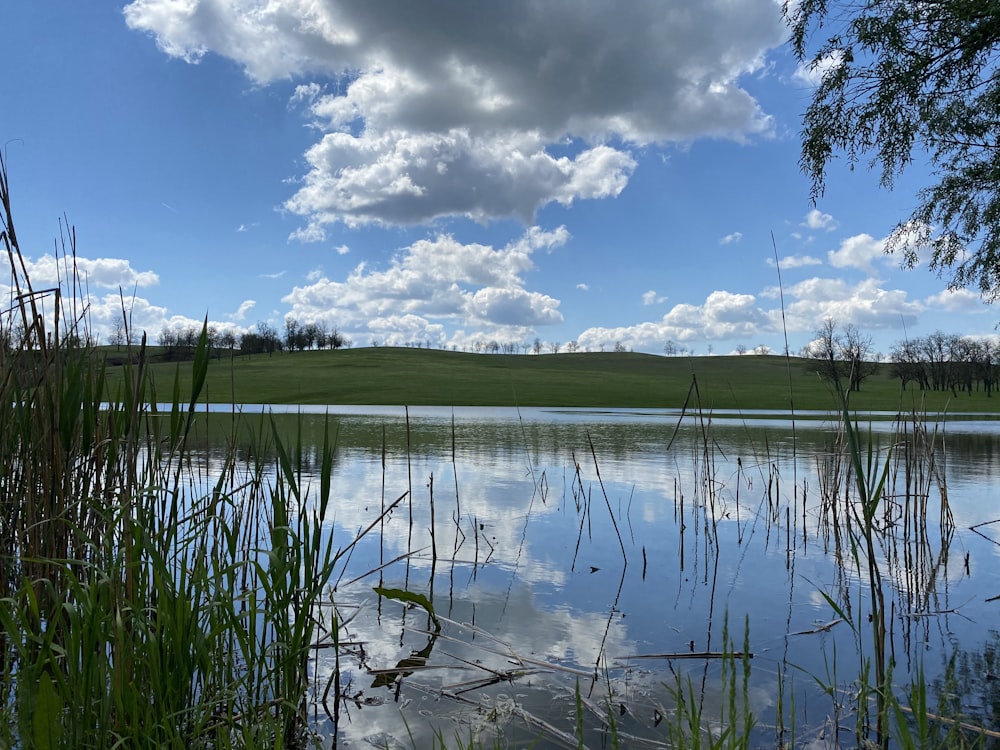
[196,406,1000,748]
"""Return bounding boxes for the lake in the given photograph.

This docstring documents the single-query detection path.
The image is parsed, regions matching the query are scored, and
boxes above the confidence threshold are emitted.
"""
[191,405,1000,748]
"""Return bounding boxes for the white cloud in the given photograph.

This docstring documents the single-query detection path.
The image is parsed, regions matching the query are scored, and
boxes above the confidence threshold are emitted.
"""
[577,274,928,354]
[335,244,350,255]
[826,222,936,273]
[227,299,256,322]
[2,253,252,345]
[924,287,987,314]
[767,254,822,269]
[773,276,924,332]
[719,231,743,245]
[803,209,837,231]
[827,233,884,272]
[578,290,774,351]
[793,50,845,87]
[888,221,936,268]
[576,283,590,292]
[288,82,322,109]
[69,291,242,344]
[284,131,635,233]
[89,293,170,331]
[282,226,567,337]
[464,287,562,326]
[25,254,158,289]
[125,0,787,229]
[642,290,666,305]
[367,314,447,347]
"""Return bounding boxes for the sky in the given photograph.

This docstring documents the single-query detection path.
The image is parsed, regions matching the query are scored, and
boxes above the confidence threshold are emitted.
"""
[2,1,996,357]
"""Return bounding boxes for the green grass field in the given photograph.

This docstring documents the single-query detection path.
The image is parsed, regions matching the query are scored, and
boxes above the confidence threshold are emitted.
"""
[106,345,1000,413]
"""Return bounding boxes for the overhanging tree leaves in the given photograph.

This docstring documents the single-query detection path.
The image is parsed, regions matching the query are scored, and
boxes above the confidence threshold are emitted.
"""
[785,0,1000,297]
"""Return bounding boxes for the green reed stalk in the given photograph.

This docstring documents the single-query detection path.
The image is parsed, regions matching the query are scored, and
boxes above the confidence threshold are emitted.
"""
[659,612,755,750]
[830,357,893,749]
[0,156,347,749]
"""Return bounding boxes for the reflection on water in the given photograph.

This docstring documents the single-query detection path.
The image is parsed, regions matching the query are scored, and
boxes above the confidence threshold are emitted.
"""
[187,407,1000,748]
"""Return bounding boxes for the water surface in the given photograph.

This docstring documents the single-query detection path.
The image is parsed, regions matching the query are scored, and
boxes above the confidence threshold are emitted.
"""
[192,406,1000,748]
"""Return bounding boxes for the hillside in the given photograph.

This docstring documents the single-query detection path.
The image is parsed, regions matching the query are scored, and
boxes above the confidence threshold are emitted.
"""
[103,346,998,413]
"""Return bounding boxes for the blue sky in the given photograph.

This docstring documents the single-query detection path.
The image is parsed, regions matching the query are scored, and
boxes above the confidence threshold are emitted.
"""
[3,1,995,356]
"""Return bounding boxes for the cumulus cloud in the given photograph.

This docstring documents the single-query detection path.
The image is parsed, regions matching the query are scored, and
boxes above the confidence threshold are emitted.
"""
[368,314,448,348]
[282,225,567,340]
[576,283,590,292]
[578,290,775,351]
[284,131,636,231]
[642,290,666,305]
[767,254,822,269]
[124,0,786,230]
[24,254,158,289]
[793,50,845,87]
[227,299,256,322]
[464,287,562,326]
[88,293,170,330]
[1,248,258,347]
[803,209,837,231]
[887,221,936,268]
[769,276,924,331]
[288,82,322,109]
[827,232,886,272]
[63,290,241,344]
[577,274,928,353]
[924,287,987,313]
[719,231,743,245]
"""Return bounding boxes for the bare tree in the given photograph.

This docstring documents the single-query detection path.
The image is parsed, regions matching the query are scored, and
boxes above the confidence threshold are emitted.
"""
[109,317,127,351]
[889,330,1000,395]
[889,339,927,391]
[804,319,879,391]
[839,324,880,392]
[976,338,998,397]
[921,330,952,391]
[328,328,346,349]
[257,322,281,355]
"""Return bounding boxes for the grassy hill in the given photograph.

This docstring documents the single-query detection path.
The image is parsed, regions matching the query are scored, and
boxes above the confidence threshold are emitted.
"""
[103,345,999,413]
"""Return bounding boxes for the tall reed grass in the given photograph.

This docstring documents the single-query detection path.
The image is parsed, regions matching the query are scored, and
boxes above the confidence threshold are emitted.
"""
[0,154,347,748]
[808,361,999,749]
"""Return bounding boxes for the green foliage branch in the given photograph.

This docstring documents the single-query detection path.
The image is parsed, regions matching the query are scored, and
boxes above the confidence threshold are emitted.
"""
[785,0,1000,297]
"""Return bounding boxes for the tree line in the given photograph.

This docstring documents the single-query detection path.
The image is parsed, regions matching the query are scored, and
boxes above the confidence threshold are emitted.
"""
[154,319,351,360]
[802,320,1000,397]
[888,331,999,397]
